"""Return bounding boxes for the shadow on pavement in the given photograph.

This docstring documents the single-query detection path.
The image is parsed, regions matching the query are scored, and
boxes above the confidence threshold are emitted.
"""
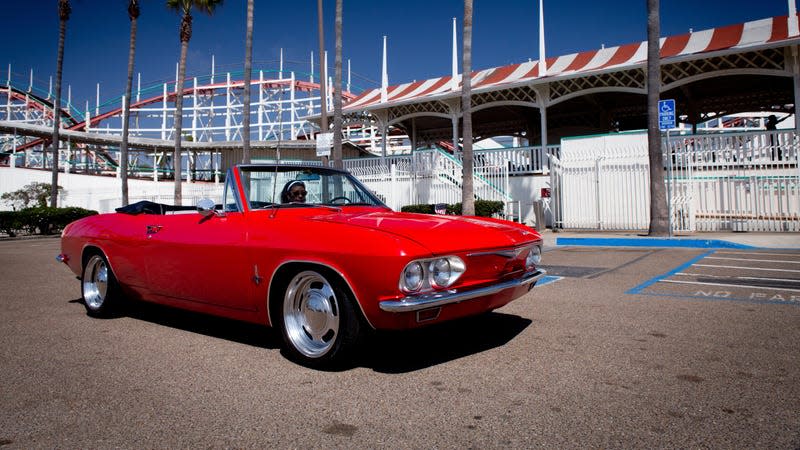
[355,312,532,374]
[70,297,530,372]
[118,300,280,350]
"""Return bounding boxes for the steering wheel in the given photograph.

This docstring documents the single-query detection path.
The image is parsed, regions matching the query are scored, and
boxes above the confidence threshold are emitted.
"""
[249,201,274,209]
[328,196,351,204]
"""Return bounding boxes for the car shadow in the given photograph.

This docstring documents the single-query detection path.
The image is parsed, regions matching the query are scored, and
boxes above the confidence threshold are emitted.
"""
[70,298,530,372]
[83,299,281,350]
[353,312,532,374]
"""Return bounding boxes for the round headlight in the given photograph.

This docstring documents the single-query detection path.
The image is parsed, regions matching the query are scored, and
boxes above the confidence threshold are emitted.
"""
[525,246,542,269]
[402,261,424,292]
[525,245,542,270]
[431,258,452,287]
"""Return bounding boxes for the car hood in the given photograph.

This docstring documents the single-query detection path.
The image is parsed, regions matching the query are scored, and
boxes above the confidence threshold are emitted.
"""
[309,211,540,254]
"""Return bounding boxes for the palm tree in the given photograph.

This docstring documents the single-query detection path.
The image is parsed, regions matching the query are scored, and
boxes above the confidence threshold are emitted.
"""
[332,0,343,169]
[646,0,669,235]
[316,0,328,166]
[167,0,223,205]
[120,0,140,206]
[460,0,475,216]
[50,0,71,208]
[242,0,253,164]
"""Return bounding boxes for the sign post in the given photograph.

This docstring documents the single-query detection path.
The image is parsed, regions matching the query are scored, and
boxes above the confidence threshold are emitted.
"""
[316,132,333,158]
[659,99,676,236]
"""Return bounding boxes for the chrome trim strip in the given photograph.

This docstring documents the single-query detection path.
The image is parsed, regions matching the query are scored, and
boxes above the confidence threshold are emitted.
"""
[467,242,541,258]
[379,269,546,313]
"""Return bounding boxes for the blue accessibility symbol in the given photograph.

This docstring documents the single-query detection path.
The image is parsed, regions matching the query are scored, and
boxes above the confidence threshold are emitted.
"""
[659,99,676,130]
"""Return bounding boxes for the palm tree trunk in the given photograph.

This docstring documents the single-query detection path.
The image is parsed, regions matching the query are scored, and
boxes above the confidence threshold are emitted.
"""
[51,0,70,208]
[460,0,475,216]
[174,37,189,205]
[317,0,328,166]
[332,0,343,169]
[242,0,253,163]
[647,0,669,235]
[121,0,140,206]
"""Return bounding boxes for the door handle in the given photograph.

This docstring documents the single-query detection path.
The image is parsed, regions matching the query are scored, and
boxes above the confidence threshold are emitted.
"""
[146,225,162,235]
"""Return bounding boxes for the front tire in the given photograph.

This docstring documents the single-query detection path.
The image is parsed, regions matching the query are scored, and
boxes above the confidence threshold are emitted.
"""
[278,269,361,368]
[81,252,121,318]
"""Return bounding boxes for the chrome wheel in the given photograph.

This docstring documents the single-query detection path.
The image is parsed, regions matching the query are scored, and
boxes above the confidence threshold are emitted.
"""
[83,255,109,311]
[282,270,341,359]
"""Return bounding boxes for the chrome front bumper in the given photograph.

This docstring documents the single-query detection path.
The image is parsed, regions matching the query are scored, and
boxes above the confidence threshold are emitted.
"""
[378,269,546,313]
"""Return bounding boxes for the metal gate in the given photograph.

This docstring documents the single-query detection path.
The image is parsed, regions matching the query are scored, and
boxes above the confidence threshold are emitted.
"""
[551,130,800,232]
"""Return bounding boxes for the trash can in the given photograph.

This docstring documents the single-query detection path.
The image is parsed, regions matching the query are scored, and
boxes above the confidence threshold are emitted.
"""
[532,200,546,231]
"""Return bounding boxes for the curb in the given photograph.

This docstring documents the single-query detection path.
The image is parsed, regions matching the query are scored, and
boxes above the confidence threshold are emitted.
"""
[555,237,756,249]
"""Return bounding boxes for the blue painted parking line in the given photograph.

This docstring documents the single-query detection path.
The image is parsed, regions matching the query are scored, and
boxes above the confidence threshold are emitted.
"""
[557,237,755,249]
[626,249,800,306]
[627,250,716,295]
[536,275,563,287]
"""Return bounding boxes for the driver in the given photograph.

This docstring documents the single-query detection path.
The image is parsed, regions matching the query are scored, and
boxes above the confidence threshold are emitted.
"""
[280,180,307,203]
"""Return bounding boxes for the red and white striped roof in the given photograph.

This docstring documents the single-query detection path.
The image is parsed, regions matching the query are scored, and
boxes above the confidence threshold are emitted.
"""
[344,14,800,112]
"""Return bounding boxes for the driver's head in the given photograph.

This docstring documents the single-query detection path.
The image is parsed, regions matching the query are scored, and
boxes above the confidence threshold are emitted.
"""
[281,180,307,203]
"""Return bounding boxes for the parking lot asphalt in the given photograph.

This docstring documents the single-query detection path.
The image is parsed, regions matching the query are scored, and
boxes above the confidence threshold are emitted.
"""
[0,237,798,448]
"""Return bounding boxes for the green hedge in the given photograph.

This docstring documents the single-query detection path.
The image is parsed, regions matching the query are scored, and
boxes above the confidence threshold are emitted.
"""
[401,200,505,218]
[0,207,98,237]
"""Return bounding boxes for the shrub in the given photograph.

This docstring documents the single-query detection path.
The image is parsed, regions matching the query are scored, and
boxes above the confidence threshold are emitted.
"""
[400,204,436,214]
[400,200,505,218]
[0,207,98,237]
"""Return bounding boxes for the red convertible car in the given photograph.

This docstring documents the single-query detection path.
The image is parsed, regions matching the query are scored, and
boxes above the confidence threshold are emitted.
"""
[58,164,545,367]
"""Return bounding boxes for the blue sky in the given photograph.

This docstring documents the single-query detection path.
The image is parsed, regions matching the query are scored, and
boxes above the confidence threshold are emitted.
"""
[0,0,792,110]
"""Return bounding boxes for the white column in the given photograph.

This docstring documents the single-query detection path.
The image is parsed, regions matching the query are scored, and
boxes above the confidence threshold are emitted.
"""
[290,72,296,140]
[10,128,16,169]
[793,46,800,135]
[539,0,547,77]
[161,83,168,140]
[192,77,198,141]
[279,48,284,79]
[790,0,799,36]
[225,72,232,141]
[96,83,100,116]
[381,36,388,103]
[452,18,458,91]
[258,70,264,140]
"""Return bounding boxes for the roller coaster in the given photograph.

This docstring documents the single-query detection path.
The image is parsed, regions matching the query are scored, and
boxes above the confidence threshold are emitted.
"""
[0,66,362,180]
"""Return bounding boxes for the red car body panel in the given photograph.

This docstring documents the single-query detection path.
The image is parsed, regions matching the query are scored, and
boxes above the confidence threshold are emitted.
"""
[60,166,543,332]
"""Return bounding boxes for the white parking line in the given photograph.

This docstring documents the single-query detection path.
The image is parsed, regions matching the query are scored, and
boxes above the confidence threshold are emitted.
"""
[716,251,800,258]
[705,256,800,264]
[675,272,800,283]
[694,264,800,273]
[661,279,800,292]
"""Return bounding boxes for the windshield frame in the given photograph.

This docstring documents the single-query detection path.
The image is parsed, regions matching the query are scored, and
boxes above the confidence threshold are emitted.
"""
[235,164,388,210]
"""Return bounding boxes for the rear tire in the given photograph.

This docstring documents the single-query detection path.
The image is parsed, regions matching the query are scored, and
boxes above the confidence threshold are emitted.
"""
[81,252,122,318]
[277,269,361,368]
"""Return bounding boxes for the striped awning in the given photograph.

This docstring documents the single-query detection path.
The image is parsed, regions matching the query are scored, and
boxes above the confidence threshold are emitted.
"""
[344,14,800,112]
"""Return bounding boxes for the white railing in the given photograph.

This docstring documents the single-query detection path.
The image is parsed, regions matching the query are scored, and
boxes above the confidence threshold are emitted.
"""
[345,149,517,220]
[551,130,800,232]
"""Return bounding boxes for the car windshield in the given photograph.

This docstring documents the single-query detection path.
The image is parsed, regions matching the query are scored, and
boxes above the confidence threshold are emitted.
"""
[238,165,386,209]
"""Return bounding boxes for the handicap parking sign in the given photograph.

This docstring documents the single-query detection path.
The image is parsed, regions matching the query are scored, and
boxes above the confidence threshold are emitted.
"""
[659,99,676,130]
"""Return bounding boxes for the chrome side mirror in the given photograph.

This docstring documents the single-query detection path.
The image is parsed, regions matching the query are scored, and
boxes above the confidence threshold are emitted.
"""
[197,198,223,218]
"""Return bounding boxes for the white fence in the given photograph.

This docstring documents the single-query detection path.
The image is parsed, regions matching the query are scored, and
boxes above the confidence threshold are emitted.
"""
[551,130,800,232]
[345,149,516,216]
[1,148,518,216]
